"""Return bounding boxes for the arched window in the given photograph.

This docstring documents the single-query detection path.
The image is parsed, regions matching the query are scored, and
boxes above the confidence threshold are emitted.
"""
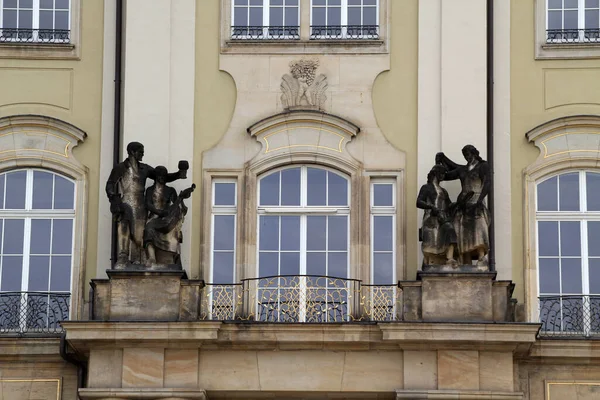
[255,165,350,322]
[257,165,350,278]
[537,170,600,335]
[0,169,75,332]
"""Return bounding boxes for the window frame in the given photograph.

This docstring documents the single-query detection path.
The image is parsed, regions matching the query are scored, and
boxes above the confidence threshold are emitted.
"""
[535,170,600,334]
[210,178,238,284]
[230,0,301,40]
[369,178,396,285]
[256,165,351,279]
[536,0,600,59]
[0,168,76,332]
[309,0,379,39]
[546,0,600,43]
[0,0,71,44]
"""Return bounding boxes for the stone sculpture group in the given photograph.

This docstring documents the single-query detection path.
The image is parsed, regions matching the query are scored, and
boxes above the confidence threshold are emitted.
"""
[106,141,195,270]
[417,145,491,269]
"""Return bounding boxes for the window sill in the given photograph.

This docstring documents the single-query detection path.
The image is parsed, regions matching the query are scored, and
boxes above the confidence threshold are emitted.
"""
[542,42,600,50]
[0,42,78,60]
[222,38,386,55]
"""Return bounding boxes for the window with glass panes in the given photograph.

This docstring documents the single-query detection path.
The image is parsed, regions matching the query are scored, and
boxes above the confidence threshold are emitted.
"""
[537,171,600,334]
[211,180,237,285]
[0,0,70,42]
[231,0,299,38]
[370,180,395,285]
[311,0,378,38]
[257,166,349,321]
[0,169,75,330]
[547,0,600,42]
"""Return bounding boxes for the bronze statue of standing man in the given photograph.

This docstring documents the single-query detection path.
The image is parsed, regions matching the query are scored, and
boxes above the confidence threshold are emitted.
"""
[105,142,188,269]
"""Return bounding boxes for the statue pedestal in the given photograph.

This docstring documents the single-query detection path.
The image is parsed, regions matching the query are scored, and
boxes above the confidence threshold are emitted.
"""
[91,269,205,321]
[399,268,516,322]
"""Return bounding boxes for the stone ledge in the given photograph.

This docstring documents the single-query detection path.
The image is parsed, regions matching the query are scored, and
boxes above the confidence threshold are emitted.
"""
[62,321,222,350]
[379,323,540,353]
[63,321,540,354]
[396,390,523,399]
[528,339,600,359]
[79,388,207,399]
[0,337,61,356]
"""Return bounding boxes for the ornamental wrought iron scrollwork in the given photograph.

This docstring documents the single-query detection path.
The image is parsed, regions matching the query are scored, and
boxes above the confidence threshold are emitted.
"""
[231,26,300,40]
[0,28,70,43]
[0,292,70,336]
[546,29,600,44]
[538,295,600,338]
[199,275,402,323]
[310,25,379,40]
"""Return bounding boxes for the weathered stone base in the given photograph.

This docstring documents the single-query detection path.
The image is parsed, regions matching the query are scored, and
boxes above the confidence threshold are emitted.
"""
[91,269,204,321]
[78,388,207,399]
[399,270,515,322]
[62,321,539,399]
[395,390,523,399]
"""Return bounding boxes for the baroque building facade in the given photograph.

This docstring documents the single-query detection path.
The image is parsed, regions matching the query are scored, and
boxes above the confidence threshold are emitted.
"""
[0,1,599,399]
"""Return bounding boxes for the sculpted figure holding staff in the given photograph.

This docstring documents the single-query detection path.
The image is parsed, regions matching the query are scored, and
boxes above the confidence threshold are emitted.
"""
[105,142,189,269]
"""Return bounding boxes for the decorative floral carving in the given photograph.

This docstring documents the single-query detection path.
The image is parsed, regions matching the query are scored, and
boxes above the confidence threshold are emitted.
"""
[281,59,328,110]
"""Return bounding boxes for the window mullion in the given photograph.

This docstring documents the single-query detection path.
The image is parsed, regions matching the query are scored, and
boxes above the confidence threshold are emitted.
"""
[263,0,269,36]
[582,220,590,294]
[300,215,307,275]
[32,0,39,30]
[21,217,31,293]
[580,0,585,29]
[581,171,588,212]
[26,170,33,210]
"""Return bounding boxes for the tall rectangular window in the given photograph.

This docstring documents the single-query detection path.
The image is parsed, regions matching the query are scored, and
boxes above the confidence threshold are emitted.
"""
[211,180,237,284]
[370,180,395,285]
[0,0,70,43]
[231,0,299,39]
[547,0,600,43]
[311,0,379,39]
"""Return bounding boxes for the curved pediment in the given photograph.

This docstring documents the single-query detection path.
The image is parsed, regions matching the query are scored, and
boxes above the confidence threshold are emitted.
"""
[0,114,87,177]
[247,110,360,170]
[526,115,600,162]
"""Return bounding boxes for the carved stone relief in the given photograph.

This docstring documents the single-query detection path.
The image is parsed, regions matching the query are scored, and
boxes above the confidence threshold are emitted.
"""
[280,59,328,111]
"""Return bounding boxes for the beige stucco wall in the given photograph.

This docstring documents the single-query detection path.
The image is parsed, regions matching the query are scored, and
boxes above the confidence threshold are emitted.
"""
[190,1,418,281]
[373,0,419,275]
[510,0,600,303]
[191,1,237,279]
[0,1,105,309]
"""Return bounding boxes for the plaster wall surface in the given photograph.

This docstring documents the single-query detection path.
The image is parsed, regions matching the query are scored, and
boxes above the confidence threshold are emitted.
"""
[0,0,105,311]
[510,0,600,305]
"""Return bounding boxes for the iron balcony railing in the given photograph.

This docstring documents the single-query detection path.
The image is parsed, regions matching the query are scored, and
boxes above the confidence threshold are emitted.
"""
[200,275,401,322]
[310,25,379,40]
[0,292,70,336]
[230,26,300,40]
[0,28,70,43]
[538,295,600,338]
[546,29,600,44]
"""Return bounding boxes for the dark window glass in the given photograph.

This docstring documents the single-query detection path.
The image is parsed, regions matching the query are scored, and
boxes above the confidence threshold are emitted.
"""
[539,258,560,294]
[559,173,579,211]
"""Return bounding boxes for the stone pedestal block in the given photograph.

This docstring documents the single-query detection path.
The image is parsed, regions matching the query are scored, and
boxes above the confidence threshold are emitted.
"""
[91,270,204,321]
[400,269,516,322]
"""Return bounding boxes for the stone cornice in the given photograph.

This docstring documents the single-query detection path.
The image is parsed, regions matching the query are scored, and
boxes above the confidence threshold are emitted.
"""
[79,388,207,400]
[527,339,600,360]
[62,321,540,354]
